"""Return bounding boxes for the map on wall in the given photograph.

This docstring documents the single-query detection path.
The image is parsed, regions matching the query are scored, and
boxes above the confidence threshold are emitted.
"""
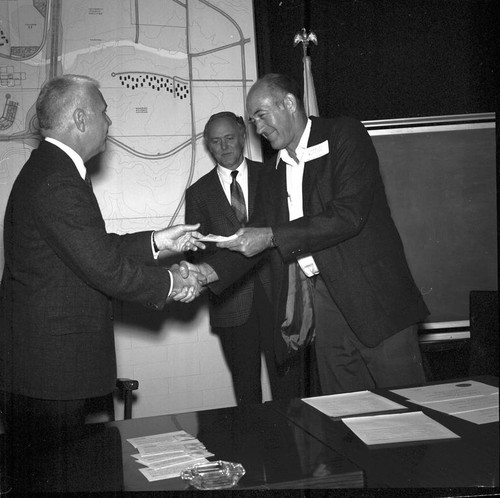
[0,0,260,270]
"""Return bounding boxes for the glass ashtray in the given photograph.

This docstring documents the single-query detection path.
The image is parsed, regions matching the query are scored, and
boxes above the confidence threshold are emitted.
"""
[180,460,246,490]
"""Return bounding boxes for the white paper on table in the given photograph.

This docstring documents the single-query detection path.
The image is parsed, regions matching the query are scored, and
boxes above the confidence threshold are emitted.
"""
[342,411,460,446]
[132,450,189,463]
[127,431,195,448]
[136,441,206,457]
[142,452,215,470]
[302,390,407,418]
[133,448,214,467]
[452,405,499,425]
[138,457,210,482]
[390,380,498,404]
[419,392,498,415]
[198,233,238,242]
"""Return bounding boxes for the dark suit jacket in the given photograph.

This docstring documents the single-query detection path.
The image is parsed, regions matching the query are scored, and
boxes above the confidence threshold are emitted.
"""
[208,117,429,362]
[185,159,271,328]
[0,141,171,400]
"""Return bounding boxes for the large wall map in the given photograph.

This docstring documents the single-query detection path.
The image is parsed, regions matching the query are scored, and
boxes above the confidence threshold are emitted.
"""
[0,0,260,264]
[0,0,262,417]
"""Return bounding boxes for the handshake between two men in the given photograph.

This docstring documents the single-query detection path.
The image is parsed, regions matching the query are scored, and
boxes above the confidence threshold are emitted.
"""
[168,226,273,303]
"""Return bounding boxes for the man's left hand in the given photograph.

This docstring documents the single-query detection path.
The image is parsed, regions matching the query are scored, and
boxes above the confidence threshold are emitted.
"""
[154,223,206,253]
[216,227,273,257]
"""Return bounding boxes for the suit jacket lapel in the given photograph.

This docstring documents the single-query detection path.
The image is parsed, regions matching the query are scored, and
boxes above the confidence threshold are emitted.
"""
[275,158,290,223]
[247,159,259,219]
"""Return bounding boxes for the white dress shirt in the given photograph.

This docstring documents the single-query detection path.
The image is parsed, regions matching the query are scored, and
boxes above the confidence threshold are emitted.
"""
[277,119,319,277]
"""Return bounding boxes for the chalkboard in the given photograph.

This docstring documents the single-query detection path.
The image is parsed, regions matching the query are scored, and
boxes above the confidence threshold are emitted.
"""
[370,123,497,323]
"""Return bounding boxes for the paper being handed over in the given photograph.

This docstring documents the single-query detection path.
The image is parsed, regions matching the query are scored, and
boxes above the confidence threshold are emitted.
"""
[198,233,238,243]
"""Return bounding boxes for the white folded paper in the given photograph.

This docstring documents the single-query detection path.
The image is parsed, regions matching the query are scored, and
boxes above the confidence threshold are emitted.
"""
[199,233,238,243]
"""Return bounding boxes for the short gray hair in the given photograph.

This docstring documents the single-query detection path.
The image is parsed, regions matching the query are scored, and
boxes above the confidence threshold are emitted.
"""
[36,74,100,131]
[203,111,246,140]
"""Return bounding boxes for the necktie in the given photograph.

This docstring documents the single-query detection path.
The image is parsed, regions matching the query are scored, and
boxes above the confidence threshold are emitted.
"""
[230,170,247,225]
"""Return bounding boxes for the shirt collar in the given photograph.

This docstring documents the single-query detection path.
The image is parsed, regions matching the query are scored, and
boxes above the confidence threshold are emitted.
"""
[44,137,86,180]
[217,157,247,181]
[276,118,312,168]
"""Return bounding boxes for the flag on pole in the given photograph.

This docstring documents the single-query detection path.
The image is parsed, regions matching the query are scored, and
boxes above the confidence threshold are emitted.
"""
[303,55,319,117]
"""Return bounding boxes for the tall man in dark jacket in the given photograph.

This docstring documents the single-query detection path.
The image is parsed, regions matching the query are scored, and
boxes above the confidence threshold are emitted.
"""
[0,74,204,488]
[185,73,429,395]
[185,112,310,404]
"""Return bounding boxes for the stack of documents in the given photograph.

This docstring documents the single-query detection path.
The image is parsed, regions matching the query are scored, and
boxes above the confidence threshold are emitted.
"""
[127,430,214,482]
[302,390,461,447]
[391,380,499,425]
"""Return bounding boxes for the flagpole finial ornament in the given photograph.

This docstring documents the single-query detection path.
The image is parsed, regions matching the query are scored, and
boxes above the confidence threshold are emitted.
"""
[293,28,318,55]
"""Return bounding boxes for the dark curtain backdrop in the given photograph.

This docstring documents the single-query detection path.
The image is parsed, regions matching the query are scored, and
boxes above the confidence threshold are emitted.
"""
[253,0,498,122]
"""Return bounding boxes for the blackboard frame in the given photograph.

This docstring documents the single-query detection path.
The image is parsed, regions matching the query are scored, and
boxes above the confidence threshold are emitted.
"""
[365,113,497,325]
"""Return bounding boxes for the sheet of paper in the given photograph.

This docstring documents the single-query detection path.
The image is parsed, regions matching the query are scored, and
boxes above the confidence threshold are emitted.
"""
[198,233,238,242]
[419,392,498,415]
[136,441,207,457]
[390,381,499,424]
[127,431,195,448]
[302,390,407,418]
[140,452,214,470]
[133,448,214,468]
[391,380,498,403]
[452,405,499,425]
[132,451,186,463]
[138,458,210,482]
[342,411,460,446]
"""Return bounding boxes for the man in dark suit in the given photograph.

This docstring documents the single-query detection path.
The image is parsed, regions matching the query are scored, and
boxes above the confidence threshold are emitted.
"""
[185,112,310,404]
[0,74,204,489]
[185,73,429,395]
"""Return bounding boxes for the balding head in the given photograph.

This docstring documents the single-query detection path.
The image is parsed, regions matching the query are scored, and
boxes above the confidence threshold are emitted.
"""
[36,75,101,134]
[246,73,307,156]
[36,74,112,162]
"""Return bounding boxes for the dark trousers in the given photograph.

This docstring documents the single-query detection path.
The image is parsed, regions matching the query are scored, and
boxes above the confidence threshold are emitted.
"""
[313,275,426,395]
[213,279,318,405]
[0,390,114,492]
[213,278,274,405]
[272,344,321,399]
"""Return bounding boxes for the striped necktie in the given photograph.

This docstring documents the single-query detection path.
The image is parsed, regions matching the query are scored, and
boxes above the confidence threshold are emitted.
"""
[230,170,247,225]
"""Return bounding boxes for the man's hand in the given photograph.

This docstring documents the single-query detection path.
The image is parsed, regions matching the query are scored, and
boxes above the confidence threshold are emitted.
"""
[216,227,273,257]
[168,264,203,303]
[179,261,219,285]
[154,223,206,253]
